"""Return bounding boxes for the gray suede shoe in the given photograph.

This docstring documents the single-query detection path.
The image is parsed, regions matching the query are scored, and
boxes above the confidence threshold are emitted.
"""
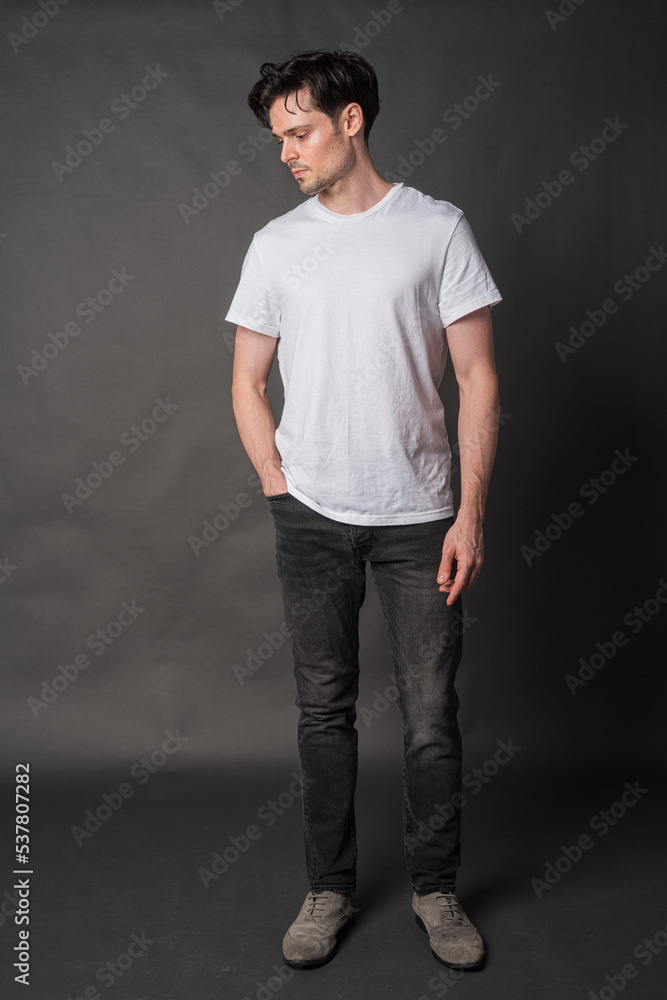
[413,891,486,969]
[282,890,356,969]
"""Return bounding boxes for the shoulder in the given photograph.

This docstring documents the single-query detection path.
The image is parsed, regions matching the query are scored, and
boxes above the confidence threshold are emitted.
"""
[397,183,464,227]
[253,199,313,246]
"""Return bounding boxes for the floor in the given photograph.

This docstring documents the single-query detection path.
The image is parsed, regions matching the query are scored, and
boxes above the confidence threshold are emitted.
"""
[5,763,665,1000]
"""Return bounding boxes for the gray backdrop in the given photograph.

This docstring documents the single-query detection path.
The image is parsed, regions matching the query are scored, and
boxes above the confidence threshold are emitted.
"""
[2,0,665,785]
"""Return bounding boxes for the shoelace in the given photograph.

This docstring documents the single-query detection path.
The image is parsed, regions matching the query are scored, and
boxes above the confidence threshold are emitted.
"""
[434,893,464,923]
[305,892,329,918]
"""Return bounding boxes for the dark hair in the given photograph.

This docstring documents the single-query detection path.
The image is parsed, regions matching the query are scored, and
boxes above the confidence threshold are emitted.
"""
[247,49,381,145]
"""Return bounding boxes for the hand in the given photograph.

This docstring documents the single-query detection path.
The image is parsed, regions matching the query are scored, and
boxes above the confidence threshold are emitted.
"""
[263,472,288,497]
[437,517,484,605]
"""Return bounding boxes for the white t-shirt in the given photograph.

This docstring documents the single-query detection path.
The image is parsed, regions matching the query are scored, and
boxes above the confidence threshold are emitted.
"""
[225,181,502,526]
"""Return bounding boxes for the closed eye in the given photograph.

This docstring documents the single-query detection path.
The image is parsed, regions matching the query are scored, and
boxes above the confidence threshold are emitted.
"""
[276,134,308,144]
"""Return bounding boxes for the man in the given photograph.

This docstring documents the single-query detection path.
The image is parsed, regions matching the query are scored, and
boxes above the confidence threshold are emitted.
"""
[227,49,502,971]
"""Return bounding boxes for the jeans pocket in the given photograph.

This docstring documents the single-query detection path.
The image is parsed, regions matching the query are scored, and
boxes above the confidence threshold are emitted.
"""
[266,492,291,500]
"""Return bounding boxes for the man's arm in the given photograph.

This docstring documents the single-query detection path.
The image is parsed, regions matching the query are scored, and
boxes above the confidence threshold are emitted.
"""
[231,325,288,496]
[437,305,500,605]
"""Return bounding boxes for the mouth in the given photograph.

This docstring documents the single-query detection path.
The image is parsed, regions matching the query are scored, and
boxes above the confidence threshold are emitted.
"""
[292,169,307,178]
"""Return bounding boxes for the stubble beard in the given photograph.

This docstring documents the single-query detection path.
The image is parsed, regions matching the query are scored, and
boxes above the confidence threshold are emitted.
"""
[296,130,355,196]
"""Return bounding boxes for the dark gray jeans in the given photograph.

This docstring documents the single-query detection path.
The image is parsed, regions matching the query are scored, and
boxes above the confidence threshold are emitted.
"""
[267,491,464,895]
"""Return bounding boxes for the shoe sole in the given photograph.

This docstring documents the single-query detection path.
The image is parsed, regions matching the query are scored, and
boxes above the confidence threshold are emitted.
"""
[283,913,355,970]
[414,914,486,970]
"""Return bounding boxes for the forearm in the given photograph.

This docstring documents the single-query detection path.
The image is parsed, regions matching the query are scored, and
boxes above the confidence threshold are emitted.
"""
[231,383,285,492]
[456,372,500,524]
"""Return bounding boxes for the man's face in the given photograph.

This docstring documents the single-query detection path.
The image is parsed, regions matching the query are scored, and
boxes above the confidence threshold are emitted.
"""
[269,88,357,195]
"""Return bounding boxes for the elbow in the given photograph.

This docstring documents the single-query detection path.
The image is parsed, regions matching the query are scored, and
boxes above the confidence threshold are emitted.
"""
[231,377,267,404]
[457,366,499,401]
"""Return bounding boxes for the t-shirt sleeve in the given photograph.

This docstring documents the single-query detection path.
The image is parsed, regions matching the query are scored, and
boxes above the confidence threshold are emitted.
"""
[224,237,281,338]
[437,213,502,329]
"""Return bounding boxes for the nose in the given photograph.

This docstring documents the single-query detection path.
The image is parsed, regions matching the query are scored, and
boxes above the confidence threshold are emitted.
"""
[280,139,297,165]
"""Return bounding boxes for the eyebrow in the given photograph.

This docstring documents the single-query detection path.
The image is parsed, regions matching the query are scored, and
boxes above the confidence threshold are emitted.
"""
[270,123,314,138]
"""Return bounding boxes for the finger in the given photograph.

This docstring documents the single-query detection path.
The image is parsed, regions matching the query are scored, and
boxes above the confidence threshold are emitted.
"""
[444,579,461,605]
[437,550,454,586]
[446,557,483,601]
[441,560,470,603]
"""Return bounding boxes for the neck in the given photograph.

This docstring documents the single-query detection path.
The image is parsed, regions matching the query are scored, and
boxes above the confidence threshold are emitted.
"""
[317,163,395,216]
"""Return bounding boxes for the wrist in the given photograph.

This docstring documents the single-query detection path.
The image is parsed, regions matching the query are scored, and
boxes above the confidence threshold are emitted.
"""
[260,457,284,486]
[456,505,484,527]
[262,470,287,495]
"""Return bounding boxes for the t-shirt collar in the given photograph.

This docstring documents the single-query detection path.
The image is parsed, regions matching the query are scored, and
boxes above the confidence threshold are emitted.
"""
[308,181,404,221]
